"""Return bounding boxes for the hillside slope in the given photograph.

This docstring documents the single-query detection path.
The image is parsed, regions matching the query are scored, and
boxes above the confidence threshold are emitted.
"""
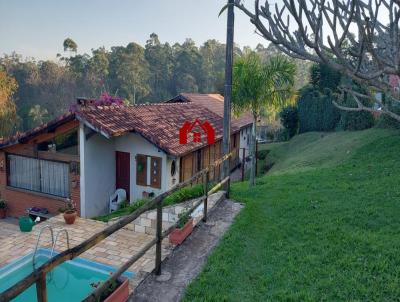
[262,129,397,175]
[184,129,400,301]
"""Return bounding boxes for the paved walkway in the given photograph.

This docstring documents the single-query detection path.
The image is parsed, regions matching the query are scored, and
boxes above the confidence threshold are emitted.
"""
[230,160,250,182]
[130,199,243,302]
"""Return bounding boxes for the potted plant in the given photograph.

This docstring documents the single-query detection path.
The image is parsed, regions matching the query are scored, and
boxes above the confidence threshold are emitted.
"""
[169,210,193,245]
[0,197,7,219]
[90,275,129,302]
[59,199,77,224]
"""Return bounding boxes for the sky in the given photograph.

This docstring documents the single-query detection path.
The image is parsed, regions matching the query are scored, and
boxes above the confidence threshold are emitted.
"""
[0,0,267,60]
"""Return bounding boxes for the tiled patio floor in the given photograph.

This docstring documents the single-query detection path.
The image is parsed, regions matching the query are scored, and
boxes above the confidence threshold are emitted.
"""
[0,215,172,285]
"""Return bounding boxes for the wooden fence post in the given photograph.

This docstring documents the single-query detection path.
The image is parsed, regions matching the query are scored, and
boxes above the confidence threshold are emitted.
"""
[203,171,209,222]
[241,148,245,182]
[36,272,47,302]
[256,140,258,176]
[155,199,162,275]
[226,176,230,199]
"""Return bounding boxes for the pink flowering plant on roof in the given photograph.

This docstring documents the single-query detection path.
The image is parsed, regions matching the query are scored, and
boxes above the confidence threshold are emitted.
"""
[94,92,124,106]
[69,92,124,112]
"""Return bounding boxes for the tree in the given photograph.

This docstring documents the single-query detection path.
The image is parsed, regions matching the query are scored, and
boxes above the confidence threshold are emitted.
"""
[0,71,18,137]
[113,43,150,103]
[200,39,226,92]
[172,39,203,94]
[28,104,48,128]
[232,52,295,185]
[38,60,76,117]
[279,105,299,138]
[2,34,303,131]
[255,43,312,90]
[63,38,78,53]
[86,47,110,95]
[145,33,174,100]
[231,0,400,122]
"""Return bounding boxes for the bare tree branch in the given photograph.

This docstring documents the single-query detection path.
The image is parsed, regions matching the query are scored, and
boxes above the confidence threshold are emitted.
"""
[234,0,400,121]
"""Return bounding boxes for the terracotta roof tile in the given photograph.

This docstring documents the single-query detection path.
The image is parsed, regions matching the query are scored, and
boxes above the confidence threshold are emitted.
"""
[0,112,75,148]
[168,93,253,129]
[77,103,240,156]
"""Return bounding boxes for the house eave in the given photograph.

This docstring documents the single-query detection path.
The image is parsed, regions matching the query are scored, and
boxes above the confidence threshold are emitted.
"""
[76,116,111,139]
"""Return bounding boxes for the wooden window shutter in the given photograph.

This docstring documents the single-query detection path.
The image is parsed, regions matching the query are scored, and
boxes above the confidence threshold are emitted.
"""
[150,156,162,189]
[136,154,147,186]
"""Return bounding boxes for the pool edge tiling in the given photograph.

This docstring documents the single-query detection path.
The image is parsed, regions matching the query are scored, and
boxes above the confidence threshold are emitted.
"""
[0,248,135,279]
[0,248,135,301]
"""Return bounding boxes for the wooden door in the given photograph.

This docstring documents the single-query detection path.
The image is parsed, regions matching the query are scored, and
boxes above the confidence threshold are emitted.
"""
[116,151,130,200]
[180,153,193,182]
[150,156,162,189]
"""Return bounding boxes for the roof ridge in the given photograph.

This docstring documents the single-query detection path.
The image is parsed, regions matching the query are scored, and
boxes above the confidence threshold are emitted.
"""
[129,102,194,107]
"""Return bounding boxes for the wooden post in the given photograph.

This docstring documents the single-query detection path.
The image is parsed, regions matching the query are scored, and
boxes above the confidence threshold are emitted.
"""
[155,199,162,275]
[256,140,258,176]
[222,0,234,195]
[36,272,47,302]
[241,148,245,181]
[226,176,230,198]
[203,171,209,222]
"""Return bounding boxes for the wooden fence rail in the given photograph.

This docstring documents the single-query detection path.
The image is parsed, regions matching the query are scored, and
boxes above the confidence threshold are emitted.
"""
[0,152,233,302]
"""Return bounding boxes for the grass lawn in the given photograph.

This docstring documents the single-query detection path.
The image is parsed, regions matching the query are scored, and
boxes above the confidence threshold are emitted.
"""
[184,129,400,301]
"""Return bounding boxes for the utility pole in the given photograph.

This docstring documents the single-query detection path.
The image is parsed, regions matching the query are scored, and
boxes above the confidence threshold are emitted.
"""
[222,0,234,197]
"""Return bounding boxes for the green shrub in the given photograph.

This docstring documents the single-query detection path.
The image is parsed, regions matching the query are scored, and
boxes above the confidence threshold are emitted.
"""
[376,114,400,129]
[375,104,400,129]
[257,149,269,160]
[337,110,375,130]
[336,87,375,131]
[297,86,340,133]
[176,210,191,228]
[264,124,288,142]
[279,105,299,138]
[163,184,205,207]
[310,63,341,92]
[274,128,290,141]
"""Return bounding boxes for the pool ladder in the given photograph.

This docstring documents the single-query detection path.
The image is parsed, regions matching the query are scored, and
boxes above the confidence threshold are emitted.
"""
[32,225,70,270]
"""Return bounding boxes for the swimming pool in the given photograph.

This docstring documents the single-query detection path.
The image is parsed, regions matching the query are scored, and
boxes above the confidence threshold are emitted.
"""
[0,248,135,302]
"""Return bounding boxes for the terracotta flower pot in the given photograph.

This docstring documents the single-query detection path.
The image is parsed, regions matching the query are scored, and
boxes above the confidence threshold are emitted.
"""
[0,208,6,219]
[104,277,129,302]
[63,211,77,224]
[169,219,193,245]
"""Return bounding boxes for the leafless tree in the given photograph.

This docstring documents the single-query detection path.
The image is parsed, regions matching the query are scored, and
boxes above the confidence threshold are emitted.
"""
[230,0,400,121]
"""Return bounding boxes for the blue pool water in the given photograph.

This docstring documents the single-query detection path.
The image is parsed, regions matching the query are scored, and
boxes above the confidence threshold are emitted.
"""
[0,248,134,302]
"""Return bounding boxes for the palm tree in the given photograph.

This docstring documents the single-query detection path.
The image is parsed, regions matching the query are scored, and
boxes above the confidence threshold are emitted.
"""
[233,52,296,185]
[29,105,48,128]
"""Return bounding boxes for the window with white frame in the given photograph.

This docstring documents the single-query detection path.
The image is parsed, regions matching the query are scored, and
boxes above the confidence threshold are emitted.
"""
[7,154,70,198]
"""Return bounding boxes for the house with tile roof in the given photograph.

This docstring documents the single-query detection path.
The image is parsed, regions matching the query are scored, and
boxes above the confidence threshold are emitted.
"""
[0,94,252,218]
[166,93,253,161]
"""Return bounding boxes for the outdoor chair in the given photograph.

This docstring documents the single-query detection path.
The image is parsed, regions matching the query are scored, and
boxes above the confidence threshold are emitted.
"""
[109,189,127,213]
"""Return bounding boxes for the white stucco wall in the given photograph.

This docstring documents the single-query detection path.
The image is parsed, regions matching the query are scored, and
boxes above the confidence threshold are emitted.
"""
[80,127,175,216]
[82,129,116,218]
[239,125,251,161]
[114,133,168,202]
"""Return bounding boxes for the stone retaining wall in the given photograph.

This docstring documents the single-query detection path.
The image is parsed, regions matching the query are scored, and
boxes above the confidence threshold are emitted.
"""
[108,191,225,235]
